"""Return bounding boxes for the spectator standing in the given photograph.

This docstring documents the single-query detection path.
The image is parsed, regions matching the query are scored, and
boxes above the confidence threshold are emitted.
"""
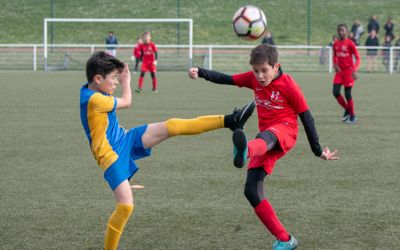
[261,32,275,45]
[395,37,400,72]
[365,30,380,72]
[106,31,118,57]
[351,19,365,45]
[384,17,395,39]
[368,16,380,34]
[349,32,357,45]
[320,35,338,65]
[329,35,339,46]
[382,35,392,72]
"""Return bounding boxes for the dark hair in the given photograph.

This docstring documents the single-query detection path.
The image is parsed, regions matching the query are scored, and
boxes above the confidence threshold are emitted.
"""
[337,24,348,31]
[249,44,278,66]
[86,51,124,83]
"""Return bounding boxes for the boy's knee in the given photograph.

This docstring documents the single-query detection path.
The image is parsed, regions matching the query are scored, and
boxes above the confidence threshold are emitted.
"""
[332,89,340,97]
[244,182,261,208]
[165,118,180,136]
[344,88,352,100]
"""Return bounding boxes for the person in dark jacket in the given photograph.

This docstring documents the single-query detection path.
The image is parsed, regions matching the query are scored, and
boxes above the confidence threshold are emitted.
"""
[384,17,394,39]
[367,15,380,34]
[365,30,380,72]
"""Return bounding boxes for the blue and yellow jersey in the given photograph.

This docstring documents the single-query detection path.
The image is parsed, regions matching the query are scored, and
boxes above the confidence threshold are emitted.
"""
[80,83,126,171]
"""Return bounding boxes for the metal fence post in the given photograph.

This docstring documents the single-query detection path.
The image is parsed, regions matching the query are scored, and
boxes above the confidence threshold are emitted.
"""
[208,46,212,70]
[328,46,333,73]
[389,47,393,74]
[33,45,37,71]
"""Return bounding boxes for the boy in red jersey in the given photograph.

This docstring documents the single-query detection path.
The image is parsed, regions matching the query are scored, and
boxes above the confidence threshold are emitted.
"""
[135,31,158,93]
[332,24,361,124]
[132,37,142,73]
[188,44,338,250]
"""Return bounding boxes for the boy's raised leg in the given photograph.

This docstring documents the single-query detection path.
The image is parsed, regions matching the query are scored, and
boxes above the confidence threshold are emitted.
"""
[224,100,256,131]
[232,129,248,168]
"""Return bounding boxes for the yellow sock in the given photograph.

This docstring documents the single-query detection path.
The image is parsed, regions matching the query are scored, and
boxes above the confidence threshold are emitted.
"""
[166,115,224,136]
[104,203,134,250]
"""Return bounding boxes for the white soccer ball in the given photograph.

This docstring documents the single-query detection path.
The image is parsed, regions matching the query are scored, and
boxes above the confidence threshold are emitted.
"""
[232,5,267,40]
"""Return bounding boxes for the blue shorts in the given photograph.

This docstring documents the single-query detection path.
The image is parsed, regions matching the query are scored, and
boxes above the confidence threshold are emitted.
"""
[104,124,152,190]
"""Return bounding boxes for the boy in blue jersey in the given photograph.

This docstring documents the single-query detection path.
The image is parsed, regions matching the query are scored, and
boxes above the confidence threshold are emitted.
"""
[80,51,255,249]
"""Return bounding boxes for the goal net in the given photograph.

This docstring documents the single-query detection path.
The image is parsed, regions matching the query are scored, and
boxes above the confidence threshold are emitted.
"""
[43,18,193,71]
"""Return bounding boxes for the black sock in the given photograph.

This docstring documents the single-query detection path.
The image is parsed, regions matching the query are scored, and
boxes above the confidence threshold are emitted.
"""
[224,114,234,129]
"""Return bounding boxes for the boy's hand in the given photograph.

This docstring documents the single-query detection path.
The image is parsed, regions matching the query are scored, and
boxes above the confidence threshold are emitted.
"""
[188,67,199,79]
[352,71,358,80]
[320,147,339,160]
[153,60,157,66]
[119,63,131,86]
[334,64,341,73]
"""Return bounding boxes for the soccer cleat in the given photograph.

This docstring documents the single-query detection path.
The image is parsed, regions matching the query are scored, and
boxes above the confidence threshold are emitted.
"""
[226,100,256,131]
[272,235,298,250]
[134,88,142,93]
[152,89,158,93]
[345,115,358,124]
[232,129,248,168]
[342,109,350,122]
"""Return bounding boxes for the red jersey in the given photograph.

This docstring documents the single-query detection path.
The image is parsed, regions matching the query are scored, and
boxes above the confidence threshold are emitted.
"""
[333,38,360,71]
[232,71,309,132]
[133,43,141,58]
[139,42,157,64]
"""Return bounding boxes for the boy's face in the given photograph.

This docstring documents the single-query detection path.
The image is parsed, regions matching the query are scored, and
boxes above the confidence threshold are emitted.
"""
[92,69,119,94]
[252,62,280,87]
[143,34,151,43]
[337,26,347,39]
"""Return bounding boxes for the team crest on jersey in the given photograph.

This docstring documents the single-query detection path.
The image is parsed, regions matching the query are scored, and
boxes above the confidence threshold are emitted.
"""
[271,91,283,102]
[337,45,349,57]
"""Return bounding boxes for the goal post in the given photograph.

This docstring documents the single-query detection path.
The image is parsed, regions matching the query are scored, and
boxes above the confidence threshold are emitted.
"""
[43,18,193,71]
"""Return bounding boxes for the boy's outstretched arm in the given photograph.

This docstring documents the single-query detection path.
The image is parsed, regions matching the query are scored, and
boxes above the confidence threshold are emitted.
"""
[299,110,339,161]
[116,63,132,109]
[188,67,235,85]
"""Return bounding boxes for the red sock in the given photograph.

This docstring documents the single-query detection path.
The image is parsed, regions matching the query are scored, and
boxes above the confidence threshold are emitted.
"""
[248,138,268,158]
[138,77,144,89]
[152,77,157,90]
[335,95,348,110]
[254,199,290,241]
[347,98,355,116]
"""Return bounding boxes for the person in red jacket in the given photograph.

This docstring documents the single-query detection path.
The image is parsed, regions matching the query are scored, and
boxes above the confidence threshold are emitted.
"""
[132,37,142,73]
[135,31,158,93]
[332,24,361,124]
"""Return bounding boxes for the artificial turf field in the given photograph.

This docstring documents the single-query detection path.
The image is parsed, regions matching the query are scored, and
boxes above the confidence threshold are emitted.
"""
[1,71,399,249]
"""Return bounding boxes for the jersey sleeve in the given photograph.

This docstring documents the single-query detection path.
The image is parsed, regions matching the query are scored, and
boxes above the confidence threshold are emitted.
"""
[231,71,255,89]
[332,42,339,65]
[286,77,309,113]
[152,43,157,52]
[89,93,117,113]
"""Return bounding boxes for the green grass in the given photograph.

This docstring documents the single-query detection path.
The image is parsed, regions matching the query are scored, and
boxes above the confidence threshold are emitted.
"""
[0,0,399,45]
[1,71,400,249]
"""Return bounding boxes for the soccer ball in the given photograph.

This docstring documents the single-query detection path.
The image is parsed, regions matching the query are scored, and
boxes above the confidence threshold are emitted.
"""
[232,5,267,40]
